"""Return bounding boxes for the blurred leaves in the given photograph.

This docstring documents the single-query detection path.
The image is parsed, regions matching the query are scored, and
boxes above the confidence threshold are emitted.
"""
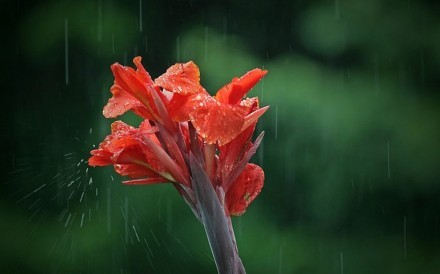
[20,0,137,62]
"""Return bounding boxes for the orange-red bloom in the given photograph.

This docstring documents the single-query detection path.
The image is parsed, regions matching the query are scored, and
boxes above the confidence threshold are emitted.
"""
[89,56,267,216]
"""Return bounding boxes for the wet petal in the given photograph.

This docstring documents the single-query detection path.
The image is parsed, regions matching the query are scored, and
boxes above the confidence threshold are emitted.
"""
[114,164,159,178]
[88,152,112,166]
[103,84,152,119]
[167,90,210,122]
[218,119,256,179]
[190,99,246,145]
[226,163,264,216]
[155,61,202,95]
[216,69,267,105]
[88,120,166,174]
[111,63,161,120]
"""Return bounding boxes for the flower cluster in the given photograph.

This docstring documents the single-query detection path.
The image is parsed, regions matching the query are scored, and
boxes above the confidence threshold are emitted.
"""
[89,57,268,217]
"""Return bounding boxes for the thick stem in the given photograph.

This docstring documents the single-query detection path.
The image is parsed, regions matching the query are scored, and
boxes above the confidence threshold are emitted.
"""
[190,154,246,274]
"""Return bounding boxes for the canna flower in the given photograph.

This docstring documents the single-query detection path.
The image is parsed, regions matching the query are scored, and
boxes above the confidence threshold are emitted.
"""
[157,62,268,145]
[89,57,268,273]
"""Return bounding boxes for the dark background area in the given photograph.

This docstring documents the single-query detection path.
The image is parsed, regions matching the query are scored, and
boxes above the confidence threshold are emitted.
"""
[1,0,440,273]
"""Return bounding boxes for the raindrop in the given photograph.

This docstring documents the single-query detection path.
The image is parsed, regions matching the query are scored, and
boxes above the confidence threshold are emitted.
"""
[387,140,391,179]
[139,0,143,32]
[222,17,227,40]
[107,188,111,234]
[374,54,381,93]
[204,26,208,61]
[260,69,265,102]
[150,229,161,247]
[80,212,85,227]
[335,0,340,20]
[98,0,102,42]
[33,184,46,193]
[278,238,284,274]
[133,225,140,242]
[145,35,148,53]
[340,252,344,274]
[176,36,181,60]
[144,238,154,257]
[275,105,278,140]
[68,190,74,200]
[125,196,129,244]
[64,18,69,86]
[420,49,425,86]
[64,213,72,227]
[28,198,40,210]
[404,216,407,260]
[112,33,115,54]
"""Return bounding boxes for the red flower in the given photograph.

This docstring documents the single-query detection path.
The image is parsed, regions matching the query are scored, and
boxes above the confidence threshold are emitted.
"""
[89,120,172,184]
[90,56,267,215]
[158,64,268,145]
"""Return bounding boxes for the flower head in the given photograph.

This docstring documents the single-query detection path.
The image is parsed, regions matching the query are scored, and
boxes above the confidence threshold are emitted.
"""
[89,57,268,216]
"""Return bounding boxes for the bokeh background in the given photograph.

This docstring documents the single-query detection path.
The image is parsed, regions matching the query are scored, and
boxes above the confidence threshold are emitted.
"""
[2,0,440,273]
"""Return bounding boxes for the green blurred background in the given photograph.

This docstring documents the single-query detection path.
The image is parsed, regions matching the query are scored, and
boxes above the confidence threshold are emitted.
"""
[2,0,439,273]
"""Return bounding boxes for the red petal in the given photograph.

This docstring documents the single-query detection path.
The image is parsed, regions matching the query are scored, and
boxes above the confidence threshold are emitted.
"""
[226,163,264,216]
[87,120,167,174]
[132,56,154,84]
[111,120,133,133]
[88,154,112,166]
[114,164,159,178]
[111,63,160,120]
[190,99,246,145]
[167,90,210,122]
[122,177,169,185]
[216,69,267,105]
[103,84,152,119]
[218,118,256,179]
[155,61,202,95]
[242,106,269,132]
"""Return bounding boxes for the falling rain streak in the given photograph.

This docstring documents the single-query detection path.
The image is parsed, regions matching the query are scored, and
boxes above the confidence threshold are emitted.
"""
[260,70,265,102]
[204,26,208,61]
[125,197,129,244]
[334,0,340,20]
[64,18,69,86]
[340,252,344,274]
[176,36,181,61]
[80,212,85,227]
[387,140,391,179]
[97,0,102,43]
[133,225,140,242]
[275,106,278,140]
[107,188,111,234]
[112,33,115,54]
[404,216,407,260]
[139,0,143,32]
